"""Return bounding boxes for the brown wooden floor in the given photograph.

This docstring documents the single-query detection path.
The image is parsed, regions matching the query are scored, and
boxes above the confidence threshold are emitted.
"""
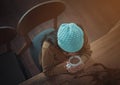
[59,0,120,69]
[91,20,120,68]
[1,0,120,41]
[61,0,120,42]
[9,0,120,74]
[1,0,120,81]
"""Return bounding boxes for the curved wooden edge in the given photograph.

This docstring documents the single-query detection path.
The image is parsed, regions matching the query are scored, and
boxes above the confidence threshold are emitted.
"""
[19,72,48,85]
[17,0,65,36]
[108,20,120,34]
[91,23,120,68]
[17,35,32,56]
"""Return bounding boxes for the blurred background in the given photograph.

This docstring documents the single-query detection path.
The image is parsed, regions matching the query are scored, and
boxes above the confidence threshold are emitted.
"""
[0,0,120,85]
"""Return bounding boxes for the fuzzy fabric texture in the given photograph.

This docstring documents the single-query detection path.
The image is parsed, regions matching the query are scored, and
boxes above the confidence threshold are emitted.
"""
[57,23,84,52]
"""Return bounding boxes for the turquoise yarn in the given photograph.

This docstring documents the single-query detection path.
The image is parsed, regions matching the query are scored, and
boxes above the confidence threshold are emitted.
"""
[57,23,84,52]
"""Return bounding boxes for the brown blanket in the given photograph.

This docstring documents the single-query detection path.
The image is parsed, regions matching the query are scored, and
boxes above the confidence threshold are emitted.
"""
[19,63,120,85]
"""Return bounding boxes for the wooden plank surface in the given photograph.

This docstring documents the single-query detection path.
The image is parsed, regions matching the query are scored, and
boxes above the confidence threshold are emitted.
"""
[17,1,120,84]
[61,0,120,42]
[91,20,120,68]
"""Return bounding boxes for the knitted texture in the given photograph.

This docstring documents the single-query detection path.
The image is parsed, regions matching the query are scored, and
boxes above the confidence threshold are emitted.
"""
[57,23,84,52]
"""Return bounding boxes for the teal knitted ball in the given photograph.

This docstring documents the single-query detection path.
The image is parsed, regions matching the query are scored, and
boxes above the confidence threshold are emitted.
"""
[57,23,84,52]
